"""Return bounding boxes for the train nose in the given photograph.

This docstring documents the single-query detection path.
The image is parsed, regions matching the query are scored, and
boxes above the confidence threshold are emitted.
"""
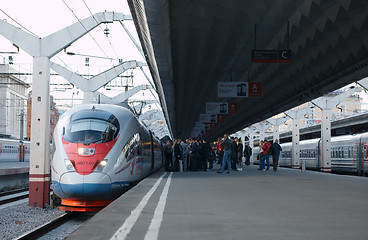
[59,172,112,198]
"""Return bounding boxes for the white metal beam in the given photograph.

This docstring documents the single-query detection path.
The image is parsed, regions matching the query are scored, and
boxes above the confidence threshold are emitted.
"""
[51,60,144,93]
[0,12,131,58]
[98,84,153,104]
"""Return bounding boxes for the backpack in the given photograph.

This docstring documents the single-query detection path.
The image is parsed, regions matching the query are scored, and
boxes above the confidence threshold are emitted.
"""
[267,146,273,155]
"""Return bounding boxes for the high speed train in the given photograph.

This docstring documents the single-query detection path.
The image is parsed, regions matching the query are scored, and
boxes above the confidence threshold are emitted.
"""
[252,132,368,175]
[51,104,163,212]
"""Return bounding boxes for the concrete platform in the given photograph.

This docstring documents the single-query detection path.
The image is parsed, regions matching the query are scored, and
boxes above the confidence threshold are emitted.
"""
[0,161,29,176]
[0,162,29,192]
[66,165,368,240]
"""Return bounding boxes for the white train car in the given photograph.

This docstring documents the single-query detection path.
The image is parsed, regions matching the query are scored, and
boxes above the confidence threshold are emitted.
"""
[51,104,163,212]
[276,133,368,175]
[0,138,30,162]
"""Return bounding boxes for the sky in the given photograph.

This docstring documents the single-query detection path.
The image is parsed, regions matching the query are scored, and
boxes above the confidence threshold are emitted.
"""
[0,0,158,111]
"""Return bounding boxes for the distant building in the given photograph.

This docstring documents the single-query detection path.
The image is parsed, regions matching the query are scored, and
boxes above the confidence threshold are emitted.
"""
[26,92,60,142]
[0,64,29,139]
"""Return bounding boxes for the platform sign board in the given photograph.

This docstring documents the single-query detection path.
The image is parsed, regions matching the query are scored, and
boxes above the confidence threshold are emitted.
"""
[248,82,262,97]
[252,50,291,63]
[200,113,217,123]
[305,119,321,127]
[206,102,228,114]
[218,82,248,97]
[217,114,225,123]
[228,102,238,114]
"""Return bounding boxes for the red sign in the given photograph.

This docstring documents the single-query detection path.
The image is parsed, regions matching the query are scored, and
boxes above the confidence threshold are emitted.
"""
[217,114,225,123]
[228,103,238,114]
[248,82,262,97]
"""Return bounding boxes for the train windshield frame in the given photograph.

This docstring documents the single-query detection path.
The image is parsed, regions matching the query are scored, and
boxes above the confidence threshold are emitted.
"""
[63,109,120,144]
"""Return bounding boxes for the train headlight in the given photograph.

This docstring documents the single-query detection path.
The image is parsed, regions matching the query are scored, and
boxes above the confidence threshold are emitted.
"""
[78,148,95,156]
[97,159,108,171]
[64,159,74,171]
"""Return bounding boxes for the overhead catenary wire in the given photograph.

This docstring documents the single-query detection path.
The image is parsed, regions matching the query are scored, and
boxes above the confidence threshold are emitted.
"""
[0,9,40,38]
[60,0,115,69]
[82,0,120,61]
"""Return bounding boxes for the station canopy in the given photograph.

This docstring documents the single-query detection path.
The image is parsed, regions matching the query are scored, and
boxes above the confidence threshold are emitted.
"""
[128,0,368,140]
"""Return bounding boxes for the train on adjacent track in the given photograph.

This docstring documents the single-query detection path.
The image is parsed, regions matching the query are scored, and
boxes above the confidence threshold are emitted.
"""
[51,104,163,212]
[252,132,368,175]
[0,138,30,162]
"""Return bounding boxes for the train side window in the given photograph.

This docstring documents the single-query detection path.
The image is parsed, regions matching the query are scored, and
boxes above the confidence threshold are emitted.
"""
[363,146,368,159]
[351,146,354,158]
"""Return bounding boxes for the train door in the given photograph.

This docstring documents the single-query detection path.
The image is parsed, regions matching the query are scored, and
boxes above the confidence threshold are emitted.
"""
[149,131,154,169]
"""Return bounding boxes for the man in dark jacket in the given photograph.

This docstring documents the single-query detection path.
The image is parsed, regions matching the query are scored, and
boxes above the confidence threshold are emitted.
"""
[199,139,212,171]
[244,143,252,165]
[190,139,200,171]
[173,140,181,171]
[271,139,283,171]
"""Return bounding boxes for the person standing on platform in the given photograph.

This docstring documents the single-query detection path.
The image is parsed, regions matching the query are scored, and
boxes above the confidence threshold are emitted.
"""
[261,140,272,171]
[231,137,238,171]
[257,140,264,170]
[182,139,190,171]
[216,137,224,165]
[237,138,244,171]
[271,139,283,171]
[200,139,212,171]
[208,145,216,171]
[164,139,173,171]
[190,139,200,171]
[218,134,233,174]
[173,140,181,171]
[244,142,252,166]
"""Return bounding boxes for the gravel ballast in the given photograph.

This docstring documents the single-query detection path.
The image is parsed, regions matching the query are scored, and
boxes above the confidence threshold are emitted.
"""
[0,201,64,240]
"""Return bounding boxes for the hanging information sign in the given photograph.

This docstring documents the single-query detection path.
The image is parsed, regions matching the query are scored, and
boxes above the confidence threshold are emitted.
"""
[252,50,291,63]
[206,102,228,114]
[218,82,248,97]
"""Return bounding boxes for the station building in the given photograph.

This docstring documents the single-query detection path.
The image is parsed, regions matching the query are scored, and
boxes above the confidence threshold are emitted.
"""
[0,64,29,139]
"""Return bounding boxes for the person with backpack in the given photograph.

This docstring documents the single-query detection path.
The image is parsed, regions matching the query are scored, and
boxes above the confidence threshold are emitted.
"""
[261,140,272,171]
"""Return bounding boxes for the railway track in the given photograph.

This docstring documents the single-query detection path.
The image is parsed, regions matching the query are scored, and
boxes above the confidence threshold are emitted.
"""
[15,212,80,240]
[0,188,29,205]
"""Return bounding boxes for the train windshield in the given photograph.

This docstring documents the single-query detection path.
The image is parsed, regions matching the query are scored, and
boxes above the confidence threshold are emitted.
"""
[63,109,119,144]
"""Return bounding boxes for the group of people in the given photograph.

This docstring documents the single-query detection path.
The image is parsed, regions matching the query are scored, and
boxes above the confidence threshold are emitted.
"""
[216,134,252,173]
[257,139,283,171]
[164,138,216,172]
[164,135,282,173]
